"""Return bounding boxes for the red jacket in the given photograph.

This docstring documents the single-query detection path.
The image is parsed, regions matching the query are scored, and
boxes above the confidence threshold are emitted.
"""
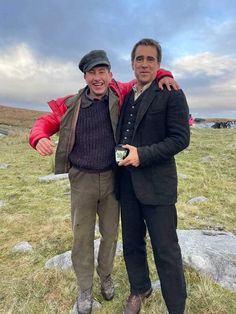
[188,116,194,126]
[29,69,172,148]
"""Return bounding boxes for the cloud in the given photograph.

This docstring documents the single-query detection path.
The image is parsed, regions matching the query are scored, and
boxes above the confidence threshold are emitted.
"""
[0,44,235,118]
[171,52,236,114]
[172,52,236,77]
[0,0,235,117]
[0,44,84,105]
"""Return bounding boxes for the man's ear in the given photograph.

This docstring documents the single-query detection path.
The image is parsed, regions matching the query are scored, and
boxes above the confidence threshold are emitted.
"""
[108,71,112,83]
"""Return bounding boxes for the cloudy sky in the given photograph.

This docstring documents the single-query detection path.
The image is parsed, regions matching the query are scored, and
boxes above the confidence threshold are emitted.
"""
[0,0,235,117]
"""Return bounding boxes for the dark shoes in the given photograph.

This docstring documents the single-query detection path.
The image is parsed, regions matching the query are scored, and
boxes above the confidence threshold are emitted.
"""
[101,275,115,301]
[123,287,153,314]
[76,288,93,314]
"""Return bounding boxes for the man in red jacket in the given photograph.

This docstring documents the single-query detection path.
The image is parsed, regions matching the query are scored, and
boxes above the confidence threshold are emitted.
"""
[29,49,177,314]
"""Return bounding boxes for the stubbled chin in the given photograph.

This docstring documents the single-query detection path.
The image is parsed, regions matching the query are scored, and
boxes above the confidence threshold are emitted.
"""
[91,87,106,97]
[139,78,150,84]
[93,86,104,92]
[139,74,149,79]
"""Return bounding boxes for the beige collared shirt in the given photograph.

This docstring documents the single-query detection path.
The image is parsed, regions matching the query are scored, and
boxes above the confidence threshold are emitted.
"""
[133,81,152,101]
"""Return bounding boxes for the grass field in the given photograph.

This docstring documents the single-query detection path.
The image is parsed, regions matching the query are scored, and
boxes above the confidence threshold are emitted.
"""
[0,106,236,313]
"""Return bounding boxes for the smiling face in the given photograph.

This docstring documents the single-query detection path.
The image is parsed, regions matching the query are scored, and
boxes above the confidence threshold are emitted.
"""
[132,45,160,90]
[84,65,112,99]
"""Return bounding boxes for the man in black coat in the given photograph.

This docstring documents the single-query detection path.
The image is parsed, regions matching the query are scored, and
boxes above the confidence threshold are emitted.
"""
[116,38,190,314]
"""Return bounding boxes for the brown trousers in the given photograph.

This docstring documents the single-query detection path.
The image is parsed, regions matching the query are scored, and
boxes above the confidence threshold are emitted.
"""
[69,167,119,291]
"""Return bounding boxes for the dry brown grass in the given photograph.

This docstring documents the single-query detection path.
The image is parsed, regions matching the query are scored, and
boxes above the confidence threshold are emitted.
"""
[0,105,49,129]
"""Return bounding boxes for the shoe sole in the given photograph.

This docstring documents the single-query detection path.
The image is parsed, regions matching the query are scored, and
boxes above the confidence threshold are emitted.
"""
[77,309,92,314]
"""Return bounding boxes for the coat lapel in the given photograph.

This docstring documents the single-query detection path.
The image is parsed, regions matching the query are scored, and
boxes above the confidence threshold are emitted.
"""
[132,82,160,137]
[108,89,119,137]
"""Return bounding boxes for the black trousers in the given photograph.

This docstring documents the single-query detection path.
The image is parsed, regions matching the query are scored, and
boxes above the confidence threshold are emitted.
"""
[120,170,187,314]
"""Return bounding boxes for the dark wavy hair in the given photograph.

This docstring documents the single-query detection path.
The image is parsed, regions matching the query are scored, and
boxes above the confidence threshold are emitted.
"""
[131,38,162,62]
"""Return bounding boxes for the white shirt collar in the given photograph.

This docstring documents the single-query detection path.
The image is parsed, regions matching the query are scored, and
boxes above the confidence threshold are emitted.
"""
[133,81,152,101]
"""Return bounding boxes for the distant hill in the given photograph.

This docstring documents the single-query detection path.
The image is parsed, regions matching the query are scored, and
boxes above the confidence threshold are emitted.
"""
[0,105,49,128]
[1,105,235,129]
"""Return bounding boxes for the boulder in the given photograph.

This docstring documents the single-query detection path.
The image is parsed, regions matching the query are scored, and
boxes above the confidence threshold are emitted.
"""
[12,241,33,253]
[45,240,123,271]
[45,250,72,271]
[0,128,8,136]
[38,173,68,182]
[0,163,9,169]
[178,230,236,291]
[44,230,236,292]
[187,196,208,204]
[0,200,5,208]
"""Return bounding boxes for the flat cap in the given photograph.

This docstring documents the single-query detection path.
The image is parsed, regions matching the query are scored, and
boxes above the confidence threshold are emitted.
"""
[78,50,111,73]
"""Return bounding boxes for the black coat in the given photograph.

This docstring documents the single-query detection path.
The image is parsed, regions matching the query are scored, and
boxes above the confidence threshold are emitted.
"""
[116,81,190,205]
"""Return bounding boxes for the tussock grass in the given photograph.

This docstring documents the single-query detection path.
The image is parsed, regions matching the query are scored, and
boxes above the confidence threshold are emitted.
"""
[0,123,236,313]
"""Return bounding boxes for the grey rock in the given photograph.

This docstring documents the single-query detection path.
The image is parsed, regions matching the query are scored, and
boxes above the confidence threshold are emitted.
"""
[94,239,100,258]
[45,240,123,271]
[44,230,236,292]
[152,280,161,291]
[0,128,9,136]
[178,173,189,179]
[115,241,123,256]
[72,299,102,313]
[12,241,33,253]
[178,230,236,291]
[201,156,212,163]
[187,196,208,204]
[0,200,5,208]
[45,250,72,271]
[38,173,68,182]
[0,163,9,169]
